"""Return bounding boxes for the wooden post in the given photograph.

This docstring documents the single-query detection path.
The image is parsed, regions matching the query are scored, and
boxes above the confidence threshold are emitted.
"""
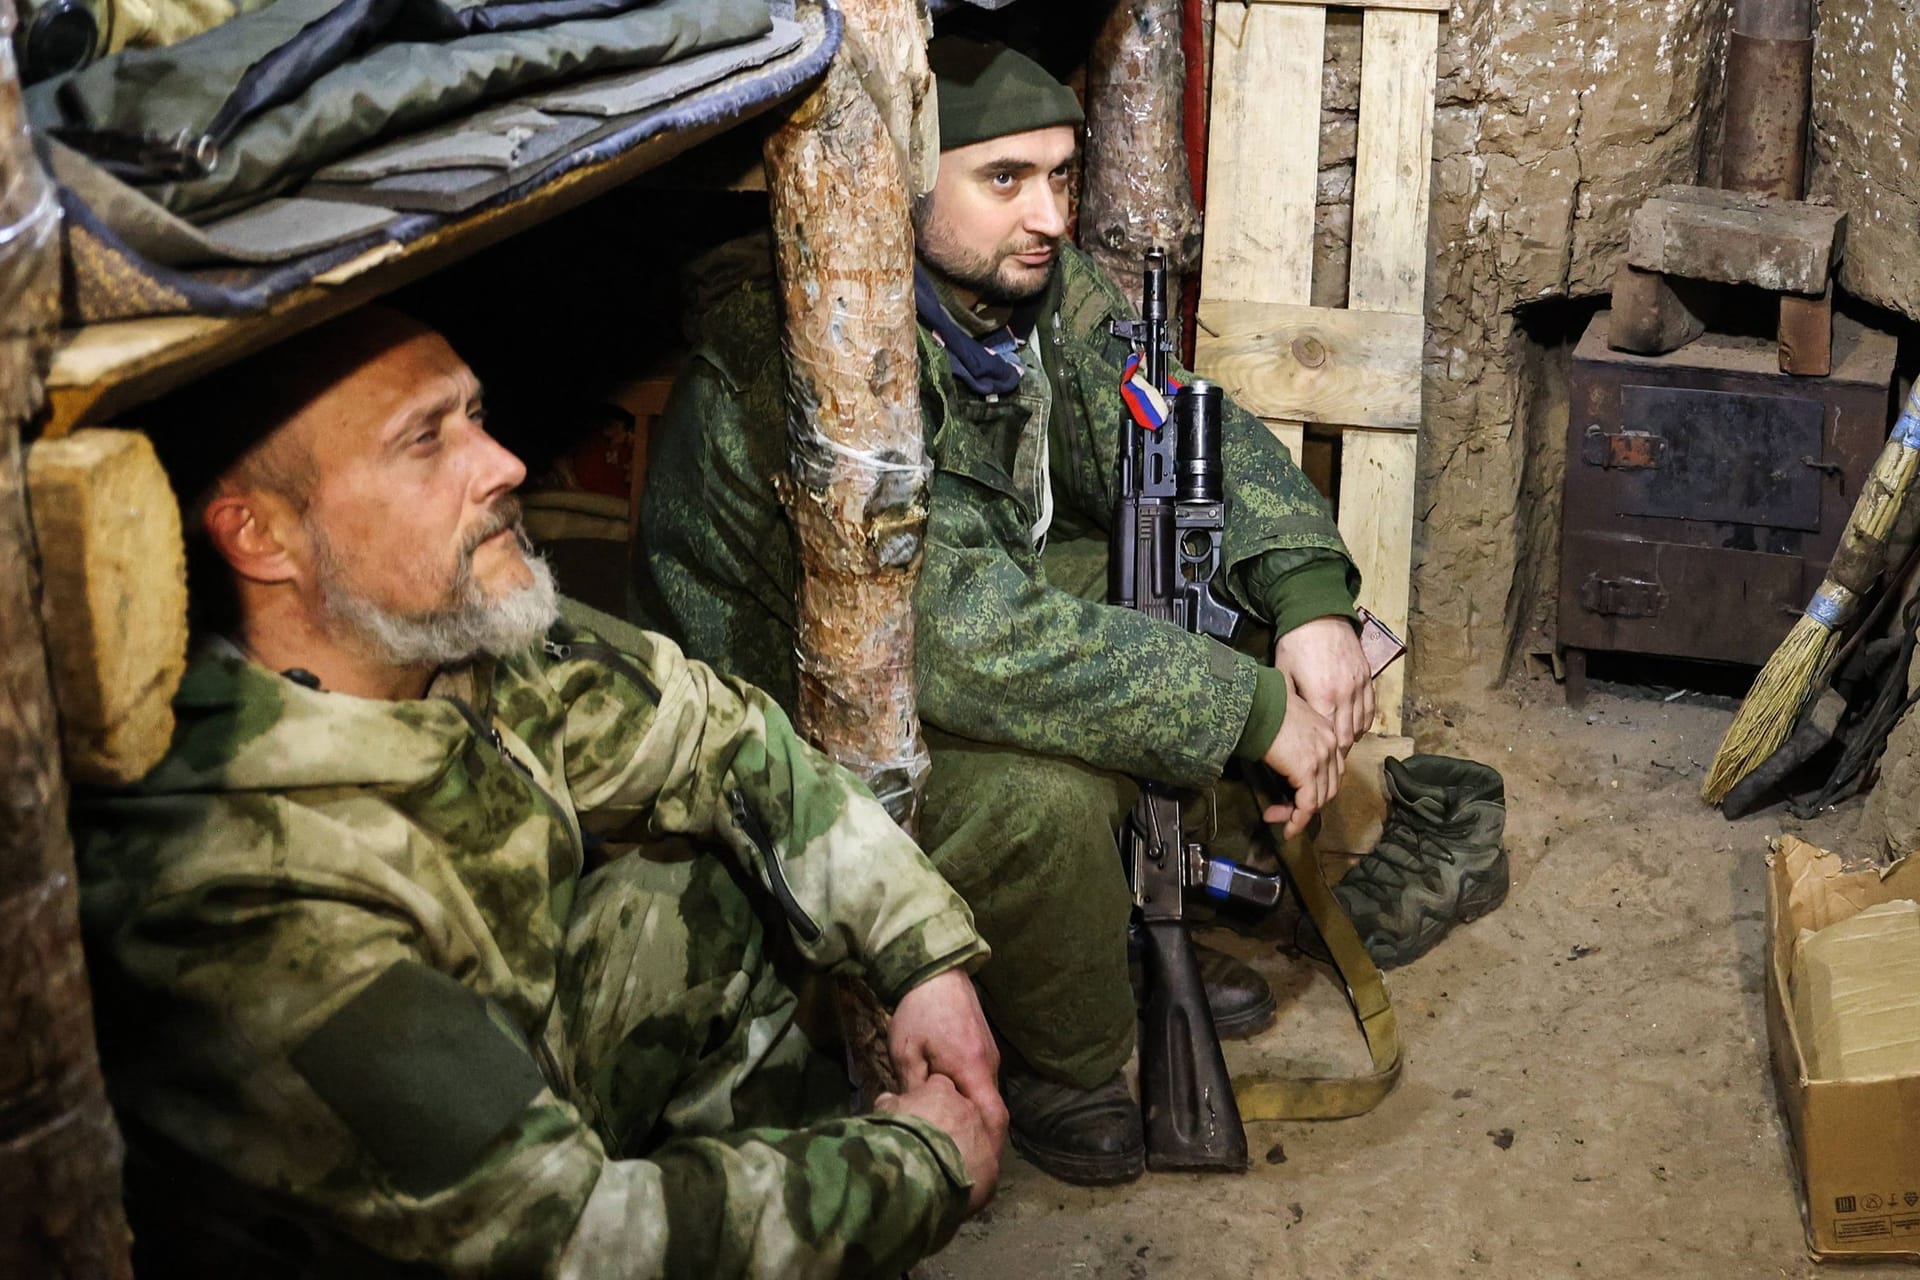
[1082,0,1203,314]
[0,24,135,1280]
[763,0,930,828]
[763,0,932,1095]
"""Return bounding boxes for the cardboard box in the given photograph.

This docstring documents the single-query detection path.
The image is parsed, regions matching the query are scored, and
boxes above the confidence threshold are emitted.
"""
[1767,836,1920,1260]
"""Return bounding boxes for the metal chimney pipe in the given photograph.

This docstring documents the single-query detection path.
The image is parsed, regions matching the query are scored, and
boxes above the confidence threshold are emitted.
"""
[1719,0,1815,198]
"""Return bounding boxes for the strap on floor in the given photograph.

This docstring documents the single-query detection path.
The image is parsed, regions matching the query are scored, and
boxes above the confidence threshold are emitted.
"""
[1233,770,1403,1120]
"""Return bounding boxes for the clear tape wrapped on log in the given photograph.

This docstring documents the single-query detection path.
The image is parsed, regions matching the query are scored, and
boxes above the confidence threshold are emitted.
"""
[791,644,930,824]
[802,430,934,477]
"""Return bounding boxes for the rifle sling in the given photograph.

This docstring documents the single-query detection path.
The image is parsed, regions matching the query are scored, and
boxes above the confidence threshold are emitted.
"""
[1232,770,1403,1120]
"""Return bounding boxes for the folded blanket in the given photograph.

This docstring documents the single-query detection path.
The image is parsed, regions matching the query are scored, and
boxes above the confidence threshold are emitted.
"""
[29,0,769,219]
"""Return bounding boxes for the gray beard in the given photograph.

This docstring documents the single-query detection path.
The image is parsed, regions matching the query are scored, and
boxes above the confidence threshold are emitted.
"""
[310,520,560,668]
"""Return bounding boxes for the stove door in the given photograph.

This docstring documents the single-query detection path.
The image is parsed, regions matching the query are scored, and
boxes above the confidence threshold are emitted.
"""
[1585,384,1828,530]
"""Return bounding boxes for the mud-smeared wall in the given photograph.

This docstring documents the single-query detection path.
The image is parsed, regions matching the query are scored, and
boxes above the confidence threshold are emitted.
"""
[1810,0,1920,322]
[1282,2,1734,701]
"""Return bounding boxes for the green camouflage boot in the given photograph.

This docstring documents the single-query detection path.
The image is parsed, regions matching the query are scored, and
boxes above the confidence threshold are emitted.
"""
[1333,755,1508,968]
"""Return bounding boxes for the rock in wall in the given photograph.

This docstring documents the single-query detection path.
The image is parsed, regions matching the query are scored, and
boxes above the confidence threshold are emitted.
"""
[1810,0,1920,321]
[1279,1,1730,698]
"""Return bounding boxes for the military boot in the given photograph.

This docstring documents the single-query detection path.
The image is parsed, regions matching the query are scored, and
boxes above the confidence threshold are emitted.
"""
[1333,754,1507,969]
[1128,932,1277,1039]
[1002,1066,1145,1186]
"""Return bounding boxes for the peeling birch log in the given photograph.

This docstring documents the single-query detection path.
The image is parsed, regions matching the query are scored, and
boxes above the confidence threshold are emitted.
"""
[0,23,135,1279]
[764,0,932,1099]
[1083,0,1203,314]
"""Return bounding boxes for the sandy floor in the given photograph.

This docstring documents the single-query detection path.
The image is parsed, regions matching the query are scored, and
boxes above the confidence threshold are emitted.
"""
[928,671,1913,1280]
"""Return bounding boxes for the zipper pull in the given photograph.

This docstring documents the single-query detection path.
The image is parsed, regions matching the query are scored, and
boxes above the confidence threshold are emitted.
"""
[542,639,572,661]
[488,725,535,778]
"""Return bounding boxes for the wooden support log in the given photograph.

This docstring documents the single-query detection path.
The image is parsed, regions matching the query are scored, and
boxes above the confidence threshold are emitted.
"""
[1082,0,1202,310]
[1607,263,1709,356]
[763,0,931,1099]
[0,25,135,1279]
[26,429,189,786]
[1627,185,1845,295]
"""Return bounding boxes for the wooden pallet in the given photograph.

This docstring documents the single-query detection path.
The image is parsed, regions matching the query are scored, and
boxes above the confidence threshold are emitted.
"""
[1195,0,1441,739]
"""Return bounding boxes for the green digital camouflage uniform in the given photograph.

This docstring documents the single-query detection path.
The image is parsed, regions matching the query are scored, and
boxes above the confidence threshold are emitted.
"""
[70,618,990,1279]
[633,241,1357,1088]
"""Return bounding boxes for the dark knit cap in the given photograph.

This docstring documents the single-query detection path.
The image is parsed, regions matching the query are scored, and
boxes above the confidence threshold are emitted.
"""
[929,35,1084,151]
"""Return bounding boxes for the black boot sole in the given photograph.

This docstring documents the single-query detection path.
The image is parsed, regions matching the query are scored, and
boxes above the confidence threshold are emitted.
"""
[1008,1125,1146,1187]
[1212,986,1278,1039]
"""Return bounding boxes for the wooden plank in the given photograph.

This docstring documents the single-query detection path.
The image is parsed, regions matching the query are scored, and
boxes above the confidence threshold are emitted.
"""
[1249,0,1447,10]
[1339,428,1418,735]
[1197,2,1326,472]
[1266,421,1307,478]
[44,96,800,437]
[1315,732,1416,856]
[1343,9,1437,735]
[1198,2,1324,307]
[1197,300,1422,429]
[1349,9,1438,315]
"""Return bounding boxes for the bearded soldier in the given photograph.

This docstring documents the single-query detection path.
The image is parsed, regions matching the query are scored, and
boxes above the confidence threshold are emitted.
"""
[72,310,1005,1277]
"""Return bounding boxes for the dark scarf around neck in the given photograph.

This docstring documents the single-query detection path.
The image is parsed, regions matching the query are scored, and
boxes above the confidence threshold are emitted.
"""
[914,262,1046,397]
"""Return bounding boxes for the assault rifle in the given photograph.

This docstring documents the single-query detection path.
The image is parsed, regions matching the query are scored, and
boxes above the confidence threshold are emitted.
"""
[1110,249,1406,1171]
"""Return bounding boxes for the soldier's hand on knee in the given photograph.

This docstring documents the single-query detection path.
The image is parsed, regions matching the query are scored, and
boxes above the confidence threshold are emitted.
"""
[1273,616,1376,754]
[1260,674,1343,838]
[888,969,1007,1153]
[875,1076,1002,1212]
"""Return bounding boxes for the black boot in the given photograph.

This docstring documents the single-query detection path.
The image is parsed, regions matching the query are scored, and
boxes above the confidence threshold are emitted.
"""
[1129,931,1277,1039]
[1002,1066,1146,1186]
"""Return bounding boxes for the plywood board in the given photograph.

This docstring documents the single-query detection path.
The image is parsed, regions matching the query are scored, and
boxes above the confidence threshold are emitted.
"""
[1197,301,1422,429]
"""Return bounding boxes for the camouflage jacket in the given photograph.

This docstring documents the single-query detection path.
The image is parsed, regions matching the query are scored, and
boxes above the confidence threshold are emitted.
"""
[71,622,989,1278]
[635,242,1358,789]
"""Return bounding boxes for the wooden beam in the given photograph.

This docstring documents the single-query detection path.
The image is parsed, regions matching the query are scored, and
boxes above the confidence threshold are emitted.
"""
[1196,301,1422,430]
[1342,7,1439,736]
[1198,2,1323,307]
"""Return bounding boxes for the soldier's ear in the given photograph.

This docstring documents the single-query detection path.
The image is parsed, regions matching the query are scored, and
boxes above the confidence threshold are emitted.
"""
[202,489,300,586]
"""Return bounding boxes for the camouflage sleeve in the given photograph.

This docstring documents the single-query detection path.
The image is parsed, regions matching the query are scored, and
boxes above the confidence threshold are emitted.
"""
[541,628,989,1005]
[913,479,1265,788]
[77,800,970,1279]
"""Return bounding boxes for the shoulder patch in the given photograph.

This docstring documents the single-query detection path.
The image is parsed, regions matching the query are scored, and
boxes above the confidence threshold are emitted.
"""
[290,961,546,1198]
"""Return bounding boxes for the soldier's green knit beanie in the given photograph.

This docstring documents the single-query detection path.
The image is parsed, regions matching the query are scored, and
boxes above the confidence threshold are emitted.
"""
[929,36,1084,151]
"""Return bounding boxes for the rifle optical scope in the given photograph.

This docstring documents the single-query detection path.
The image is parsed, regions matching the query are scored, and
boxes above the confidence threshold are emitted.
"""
[1175,381,1225,504]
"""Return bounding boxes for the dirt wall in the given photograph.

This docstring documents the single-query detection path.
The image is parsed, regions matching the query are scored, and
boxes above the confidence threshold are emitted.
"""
[1293,1,1732,699]
[1810,0,1920,322]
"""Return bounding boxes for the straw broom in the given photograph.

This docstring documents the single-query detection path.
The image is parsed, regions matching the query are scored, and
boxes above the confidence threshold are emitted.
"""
[1703,382,1920,804]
